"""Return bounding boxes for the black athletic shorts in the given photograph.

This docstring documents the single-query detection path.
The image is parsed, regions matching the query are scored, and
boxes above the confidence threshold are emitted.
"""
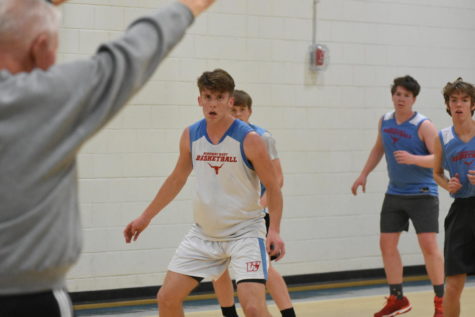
[380,194,439,233]
[0,289,74,317]
[264,212,270,233]
[444,196,475,276]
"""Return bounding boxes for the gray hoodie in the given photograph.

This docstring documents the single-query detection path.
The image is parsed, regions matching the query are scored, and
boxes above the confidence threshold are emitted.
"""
[0,2,193,294]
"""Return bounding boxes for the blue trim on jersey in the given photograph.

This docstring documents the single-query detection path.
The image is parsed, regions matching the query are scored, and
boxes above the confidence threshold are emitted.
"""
[439,127,475,198]
[260,184,266,197]
[226,120,254,170]
[240,142,253,170]
[258,238,268,280]
[249,123,267,137]
[189,119,206,142]
[189,120,205,165]
[381,112,438,196]
[188,119,254,170]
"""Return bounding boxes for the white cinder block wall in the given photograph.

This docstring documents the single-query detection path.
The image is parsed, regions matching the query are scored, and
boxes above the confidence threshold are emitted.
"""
[57,0,475,292]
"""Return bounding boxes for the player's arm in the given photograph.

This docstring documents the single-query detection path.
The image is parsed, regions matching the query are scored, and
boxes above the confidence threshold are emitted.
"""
[244,132,285,261]
[66,1,216,147]
[393,120,437,168]
[260,133,283,207]
[433,136,449,191]
[273,159,284,188]
[124,128,193,243]
[265,134,284,187]
[433,135,462,194]
[260,158,283,208]
[351,119,385,195]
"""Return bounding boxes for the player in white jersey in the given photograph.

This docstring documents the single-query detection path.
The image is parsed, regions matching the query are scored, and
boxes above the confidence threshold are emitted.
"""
[124,69,284,317]
[212,90,296,317]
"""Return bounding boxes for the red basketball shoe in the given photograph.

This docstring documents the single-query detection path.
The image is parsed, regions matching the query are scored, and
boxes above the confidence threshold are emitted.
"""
[374,295,412,317]
[434,296,443,317]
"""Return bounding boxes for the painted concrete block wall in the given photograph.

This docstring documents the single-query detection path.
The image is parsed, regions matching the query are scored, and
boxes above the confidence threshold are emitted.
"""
[56,0,475,292]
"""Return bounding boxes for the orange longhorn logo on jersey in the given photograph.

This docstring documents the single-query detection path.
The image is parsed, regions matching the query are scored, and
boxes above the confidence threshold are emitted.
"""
[208,163,224,175]
[246,261,261,272]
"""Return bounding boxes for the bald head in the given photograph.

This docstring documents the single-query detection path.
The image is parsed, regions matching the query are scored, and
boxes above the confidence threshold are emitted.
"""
[0,0,60,72]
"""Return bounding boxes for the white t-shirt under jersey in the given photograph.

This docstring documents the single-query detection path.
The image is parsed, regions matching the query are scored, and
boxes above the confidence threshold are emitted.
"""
[188,119,266,241]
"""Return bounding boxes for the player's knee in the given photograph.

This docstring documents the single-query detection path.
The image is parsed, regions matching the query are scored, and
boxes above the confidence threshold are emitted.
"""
[420,245,440,257]
[241,303,260,317]
[157,288,181,306]
[380,245,398,257]
[241,300,267,317]
[446,280,464,297]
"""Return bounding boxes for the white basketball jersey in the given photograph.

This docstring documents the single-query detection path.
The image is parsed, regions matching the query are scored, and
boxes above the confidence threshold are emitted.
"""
[189,119,265,241]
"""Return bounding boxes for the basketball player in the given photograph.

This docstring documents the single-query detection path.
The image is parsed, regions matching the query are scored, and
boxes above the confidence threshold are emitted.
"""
[124,69,285,317]
[433,78,475,317]
[212,90,296,317]
[351,76,444,317]
[0,0,215,316]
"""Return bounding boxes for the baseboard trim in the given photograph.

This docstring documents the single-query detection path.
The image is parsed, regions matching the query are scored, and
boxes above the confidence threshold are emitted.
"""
[72,265,427,309]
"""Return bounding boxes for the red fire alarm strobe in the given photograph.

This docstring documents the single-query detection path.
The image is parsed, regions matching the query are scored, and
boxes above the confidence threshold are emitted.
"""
[309,44,329,71]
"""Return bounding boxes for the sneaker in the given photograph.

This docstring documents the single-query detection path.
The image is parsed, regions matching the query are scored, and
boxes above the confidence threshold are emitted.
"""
[434,296,443,317]
[374,295,412,317]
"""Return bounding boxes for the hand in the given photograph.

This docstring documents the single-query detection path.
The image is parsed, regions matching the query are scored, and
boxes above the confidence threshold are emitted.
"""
[124,215,151,243]
[393,150,415,165]
[448,173,462,194]
[467,170,475,185]
[351,174,367,195]
[266,229,285,262]
[49,0,68,5]
[179,0,216,17]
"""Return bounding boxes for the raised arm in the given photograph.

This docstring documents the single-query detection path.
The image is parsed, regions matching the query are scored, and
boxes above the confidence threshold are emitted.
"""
[124,128,193,243]
[244,132,285,261]
[77,2,196,125]
[44,1,219,156]
[351,119,385,195]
